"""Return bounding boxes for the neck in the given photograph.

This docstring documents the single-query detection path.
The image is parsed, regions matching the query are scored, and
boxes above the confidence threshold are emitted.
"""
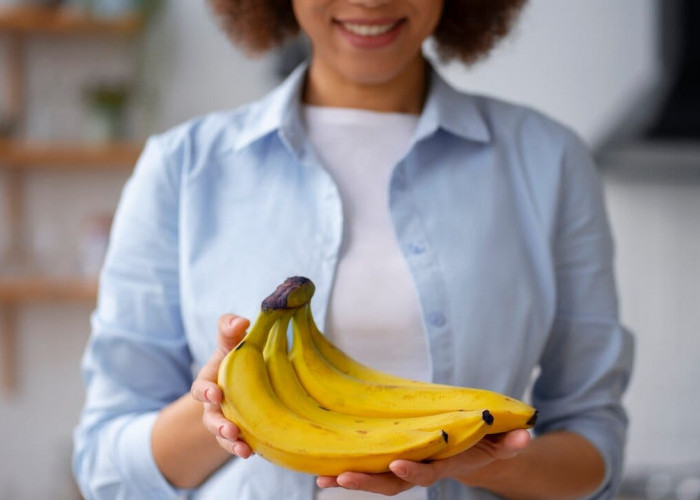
[303,57,429,115]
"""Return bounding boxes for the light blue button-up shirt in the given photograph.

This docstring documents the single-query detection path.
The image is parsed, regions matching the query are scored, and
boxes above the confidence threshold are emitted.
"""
[73,62,634,500]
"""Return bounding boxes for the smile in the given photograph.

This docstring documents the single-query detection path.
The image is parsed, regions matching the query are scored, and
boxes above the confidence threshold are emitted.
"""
[340,21,399,37]
[333,18,406,49]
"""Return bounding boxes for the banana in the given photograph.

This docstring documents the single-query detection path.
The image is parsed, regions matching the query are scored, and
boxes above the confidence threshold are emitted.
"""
[290,304,538,433]
[217,276,538,475]
[263,312,493,459]
[218,281,451,475]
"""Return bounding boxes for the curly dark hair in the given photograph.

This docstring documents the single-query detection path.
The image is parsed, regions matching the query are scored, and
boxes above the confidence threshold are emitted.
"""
[207,0,527,64]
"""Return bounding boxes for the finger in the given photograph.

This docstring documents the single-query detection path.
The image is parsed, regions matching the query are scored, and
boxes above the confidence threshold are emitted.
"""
[389,460,442,488]
[229,438,253,459]
[432,429,532,473]
[191,378,223,404]
[215,436,253,458]
[216,435,237,455]
[191,315,249,402]
[491,429,531,458]
[202,404,239,441]
[387,429,532,486]
[335,471,411,496]
[217,314,250,352]
[460,431,528,468]
[316,476,340,488]
[191,345,228,402]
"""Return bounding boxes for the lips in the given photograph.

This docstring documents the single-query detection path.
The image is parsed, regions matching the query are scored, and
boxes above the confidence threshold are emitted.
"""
[334,18,406,49]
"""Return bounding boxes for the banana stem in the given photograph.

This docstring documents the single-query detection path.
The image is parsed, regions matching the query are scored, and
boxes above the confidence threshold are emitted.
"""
[262,277,315,311]
[245,277,315,351]
[263,314,292,360]
[241,310,284,351]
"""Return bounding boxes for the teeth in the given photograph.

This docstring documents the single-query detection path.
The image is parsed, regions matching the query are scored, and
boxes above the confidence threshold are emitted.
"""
[342,22,396,37]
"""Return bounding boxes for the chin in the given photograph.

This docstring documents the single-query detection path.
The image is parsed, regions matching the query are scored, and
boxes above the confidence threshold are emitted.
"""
[341,58,418,87]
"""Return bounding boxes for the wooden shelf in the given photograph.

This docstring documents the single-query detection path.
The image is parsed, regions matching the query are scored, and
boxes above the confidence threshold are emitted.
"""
[0,139,143,169]
[0,275,98,303]
[0,274,98,392]
[0,4,145,395]
[0,5,143,36]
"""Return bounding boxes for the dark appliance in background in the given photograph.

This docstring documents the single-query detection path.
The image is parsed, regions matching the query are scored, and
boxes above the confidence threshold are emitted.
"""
[597,0,700,175]
[646,0,700,140]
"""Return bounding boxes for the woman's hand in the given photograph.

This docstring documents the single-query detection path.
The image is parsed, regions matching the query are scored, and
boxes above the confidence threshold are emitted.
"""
[316,429,531,496]
[191,314,253,458]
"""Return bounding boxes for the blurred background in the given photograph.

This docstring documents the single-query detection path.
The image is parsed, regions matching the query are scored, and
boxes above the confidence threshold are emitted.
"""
[0,0,698,498]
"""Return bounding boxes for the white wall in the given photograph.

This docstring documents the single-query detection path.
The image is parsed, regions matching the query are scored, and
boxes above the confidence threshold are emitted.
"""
[144,0,279,131]
[434,0,660,149]
[2,0,695,498]
[603,168,700,472]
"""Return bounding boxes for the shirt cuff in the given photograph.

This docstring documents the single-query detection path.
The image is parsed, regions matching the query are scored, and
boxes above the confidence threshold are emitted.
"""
[564,421,623,499]
[117,411,190,499]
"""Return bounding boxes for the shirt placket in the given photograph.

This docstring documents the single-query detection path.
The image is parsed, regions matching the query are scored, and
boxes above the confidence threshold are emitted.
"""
[293,133,344,330]
[389,158,455,387]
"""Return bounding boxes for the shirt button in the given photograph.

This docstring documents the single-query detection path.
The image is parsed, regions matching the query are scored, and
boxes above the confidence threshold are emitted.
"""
[407,242,426,255]
[427,312,446,327]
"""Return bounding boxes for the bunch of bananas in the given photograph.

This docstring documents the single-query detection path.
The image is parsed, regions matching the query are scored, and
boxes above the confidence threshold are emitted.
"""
[218,277,538,476]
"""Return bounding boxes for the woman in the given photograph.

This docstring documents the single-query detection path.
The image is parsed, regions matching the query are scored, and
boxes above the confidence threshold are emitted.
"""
[73,0,634,498]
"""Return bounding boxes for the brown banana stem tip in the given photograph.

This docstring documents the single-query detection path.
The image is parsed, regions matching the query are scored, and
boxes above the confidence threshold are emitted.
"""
[261,276,316,311]
[526,410,538,426]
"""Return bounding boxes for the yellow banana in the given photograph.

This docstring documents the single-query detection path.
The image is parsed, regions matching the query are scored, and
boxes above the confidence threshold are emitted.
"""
[263,313,493,459]
[290,304,537,433]
[218,280,451,475]
[218,276,538,475]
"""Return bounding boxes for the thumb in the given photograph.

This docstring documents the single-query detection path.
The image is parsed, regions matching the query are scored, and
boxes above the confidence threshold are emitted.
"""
[491,429,531,459]
[217,314,250,352]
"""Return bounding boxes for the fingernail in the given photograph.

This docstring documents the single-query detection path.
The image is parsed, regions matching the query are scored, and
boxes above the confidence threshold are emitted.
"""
[229,316,238,328]
[218,425,226,438]
[394,466,407,477]
[204,388,211,402]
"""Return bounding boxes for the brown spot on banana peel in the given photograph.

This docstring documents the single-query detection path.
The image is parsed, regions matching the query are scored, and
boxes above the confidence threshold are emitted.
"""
[261,276,315,310]
[482,410,494,425]
[441,430,448,443]
[234,341,245,351]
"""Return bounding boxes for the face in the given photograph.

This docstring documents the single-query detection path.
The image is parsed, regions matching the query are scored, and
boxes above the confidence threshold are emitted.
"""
[292,0,444,87]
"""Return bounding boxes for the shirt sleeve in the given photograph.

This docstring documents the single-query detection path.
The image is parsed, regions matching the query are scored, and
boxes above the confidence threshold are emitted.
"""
[531,130,635,498]
[72,136,192,499]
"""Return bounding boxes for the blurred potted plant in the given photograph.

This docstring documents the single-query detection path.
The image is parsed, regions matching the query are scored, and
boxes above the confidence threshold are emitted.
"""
[82,82,130,143]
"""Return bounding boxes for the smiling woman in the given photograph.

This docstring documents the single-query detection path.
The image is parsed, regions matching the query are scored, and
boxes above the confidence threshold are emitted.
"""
[293,0,441,102]
[208,0,526,63]
[72,1,634,499]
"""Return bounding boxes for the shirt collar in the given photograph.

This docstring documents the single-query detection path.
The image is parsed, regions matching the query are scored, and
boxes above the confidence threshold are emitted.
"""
[414,67,491,144]
[232,60,490,153]
[232,61,308,153]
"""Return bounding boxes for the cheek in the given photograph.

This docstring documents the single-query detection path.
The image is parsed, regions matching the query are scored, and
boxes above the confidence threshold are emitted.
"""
[294,5,331,45]
[417,0,443,34]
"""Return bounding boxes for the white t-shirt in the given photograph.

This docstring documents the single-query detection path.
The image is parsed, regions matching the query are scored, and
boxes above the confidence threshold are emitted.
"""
[303,105,431,500]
